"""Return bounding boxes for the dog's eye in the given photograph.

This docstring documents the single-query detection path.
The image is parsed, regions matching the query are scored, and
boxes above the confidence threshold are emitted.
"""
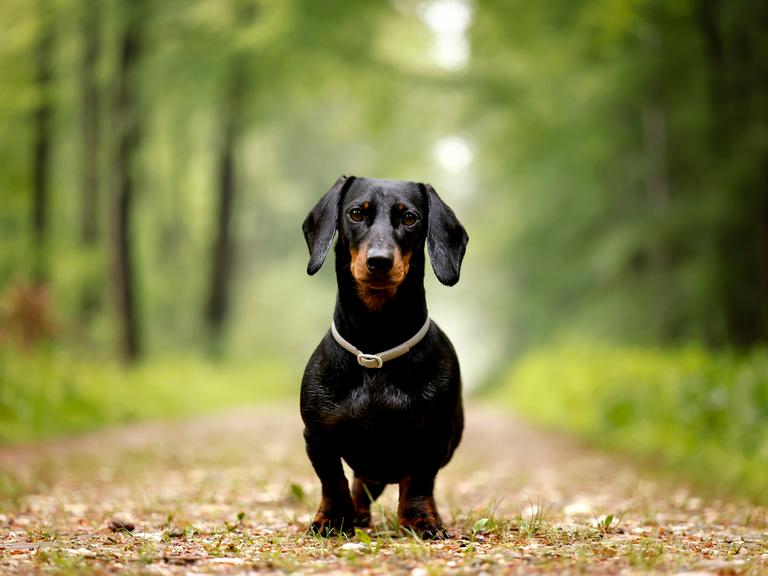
[349,208,365,223]
[402,211,419,227]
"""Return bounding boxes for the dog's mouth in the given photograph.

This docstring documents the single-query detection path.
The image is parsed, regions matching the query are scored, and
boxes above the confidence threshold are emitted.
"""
[358,274,402,290]
[354,278,400,311]
[349,247,411,310]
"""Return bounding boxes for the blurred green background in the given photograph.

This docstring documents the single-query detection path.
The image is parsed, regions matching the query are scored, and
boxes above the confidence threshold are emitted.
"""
[1,0,767,499]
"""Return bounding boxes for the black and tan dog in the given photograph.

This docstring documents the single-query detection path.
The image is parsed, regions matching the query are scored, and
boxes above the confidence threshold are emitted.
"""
[300,175,468,538]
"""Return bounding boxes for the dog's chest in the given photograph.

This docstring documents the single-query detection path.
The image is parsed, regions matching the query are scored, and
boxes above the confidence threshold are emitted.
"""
[335,371,420,425]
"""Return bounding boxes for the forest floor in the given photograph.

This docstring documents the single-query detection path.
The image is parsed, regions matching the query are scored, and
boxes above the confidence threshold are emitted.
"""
[1,403,767,575]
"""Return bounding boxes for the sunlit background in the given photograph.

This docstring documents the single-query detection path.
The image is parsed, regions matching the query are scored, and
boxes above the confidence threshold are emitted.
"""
[1,0,767,499]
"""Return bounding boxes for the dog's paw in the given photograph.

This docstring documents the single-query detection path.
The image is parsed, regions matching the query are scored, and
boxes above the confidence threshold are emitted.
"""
[309,513,356,537]
[399,498,450,539]
[400,518,450,539]
[353,511,372,528]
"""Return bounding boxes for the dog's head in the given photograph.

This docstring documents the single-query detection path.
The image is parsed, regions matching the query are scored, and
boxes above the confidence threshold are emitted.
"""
[302,176,468,309]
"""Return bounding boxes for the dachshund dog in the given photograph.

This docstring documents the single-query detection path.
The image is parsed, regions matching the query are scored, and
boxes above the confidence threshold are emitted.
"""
[301,175,468,538]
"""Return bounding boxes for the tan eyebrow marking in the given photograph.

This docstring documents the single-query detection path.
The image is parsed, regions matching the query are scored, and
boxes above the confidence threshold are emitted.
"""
[362,201,370,210]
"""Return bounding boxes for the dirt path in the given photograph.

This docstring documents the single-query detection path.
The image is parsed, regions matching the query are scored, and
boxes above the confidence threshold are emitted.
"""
[0,403,766,574]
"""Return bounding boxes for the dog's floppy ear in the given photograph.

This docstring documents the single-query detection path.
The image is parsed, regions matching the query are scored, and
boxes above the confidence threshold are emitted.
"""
[424,183,468,286]
[302,175,351,275]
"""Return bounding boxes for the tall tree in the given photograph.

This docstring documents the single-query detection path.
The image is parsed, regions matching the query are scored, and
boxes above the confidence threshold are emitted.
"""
[203,0,255,348]
[31,0,54,282]
[111,0,146,362]
[79,0,102,321]
[696,0,768,346]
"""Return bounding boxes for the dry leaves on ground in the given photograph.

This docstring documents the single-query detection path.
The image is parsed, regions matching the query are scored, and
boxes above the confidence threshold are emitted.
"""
[0,405,766,574]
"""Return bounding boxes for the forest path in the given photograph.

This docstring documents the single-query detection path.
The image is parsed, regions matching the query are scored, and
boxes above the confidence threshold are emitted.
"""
[0,403,766,574]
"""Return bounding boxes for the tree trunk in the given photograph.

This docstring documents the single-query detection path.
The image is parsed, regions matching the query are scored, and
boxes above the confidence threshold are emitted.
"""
[203,62,246,346]
[204,119,236,342]
[696,0,768,346]
[203,0,256,348]
[81,0,100,245]
[111,0,145,362]
[31,1,54,282]
[79,0,101,321]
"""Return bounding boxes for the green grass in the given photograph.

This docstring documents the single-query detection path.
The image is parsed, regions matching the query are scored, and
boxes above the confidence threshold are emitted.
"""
[0,346,296,442]
[491,344,768,502]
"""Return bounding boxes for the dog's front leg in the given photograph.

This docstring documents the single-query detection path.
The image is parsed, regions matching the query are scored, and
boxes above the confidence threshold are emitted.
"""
[305,437,355,536]
[398,473,449,539]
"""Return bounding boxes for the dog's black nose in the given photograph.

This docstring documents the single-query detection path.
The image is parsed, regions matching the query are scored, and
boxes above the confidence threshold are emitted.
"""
[366,248,394,273]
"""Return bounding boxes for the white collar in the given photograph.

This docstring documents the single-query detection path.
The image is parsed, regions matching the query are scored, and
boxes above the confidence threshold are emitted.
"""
[330,317,432,369]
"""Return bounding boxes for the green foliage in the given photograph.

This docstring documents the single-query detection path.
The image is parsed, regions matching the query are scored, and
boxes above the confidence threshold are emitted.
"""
[0,0,467,362]
[0,345,294,442]
[470,0,768,352]
[493,344,768,500]
[472,517,490,535]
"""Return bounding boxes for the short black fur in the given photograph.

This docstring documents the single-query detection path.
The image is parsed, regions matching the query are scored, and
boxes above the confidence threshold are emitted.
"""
[300,176,468,538]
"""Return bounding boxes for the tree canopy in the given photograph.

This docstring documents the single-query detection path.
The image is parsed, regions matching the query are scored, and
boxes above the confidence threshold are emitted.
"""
[0,0,766,379]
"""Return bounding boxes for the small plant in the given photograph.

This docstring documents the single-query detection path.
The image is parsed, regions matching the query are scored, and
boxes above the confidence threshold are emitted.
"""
[162,512,174,530]
[375,506,402,536]
[224,511,246,532]
[27,525,59,542]
[518,498,551,537]
[136,539,158,564]
[596,513,615,534]
[204,532,227,557]
[461,500,504,540]
[355,527,371,543]
[595,508,628,535]
[472,517,490,535]
[35,549,87,571]
[626,538,664,569]
[289,483,305,504]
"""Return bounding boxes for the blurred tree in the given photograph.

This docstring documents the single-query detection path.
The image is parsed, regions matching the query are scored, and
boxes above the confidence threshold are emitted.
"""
[203,0,257,349]
[695,0,768,346]
[111,0,146,362]
[469,0,768,354]
[31,0,55,282]
[78,0,102,323]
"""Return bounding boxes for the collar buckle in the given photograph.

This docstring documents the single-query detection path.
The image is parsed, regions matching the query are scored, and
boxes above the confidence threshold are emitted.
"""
[357,353,384,369]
